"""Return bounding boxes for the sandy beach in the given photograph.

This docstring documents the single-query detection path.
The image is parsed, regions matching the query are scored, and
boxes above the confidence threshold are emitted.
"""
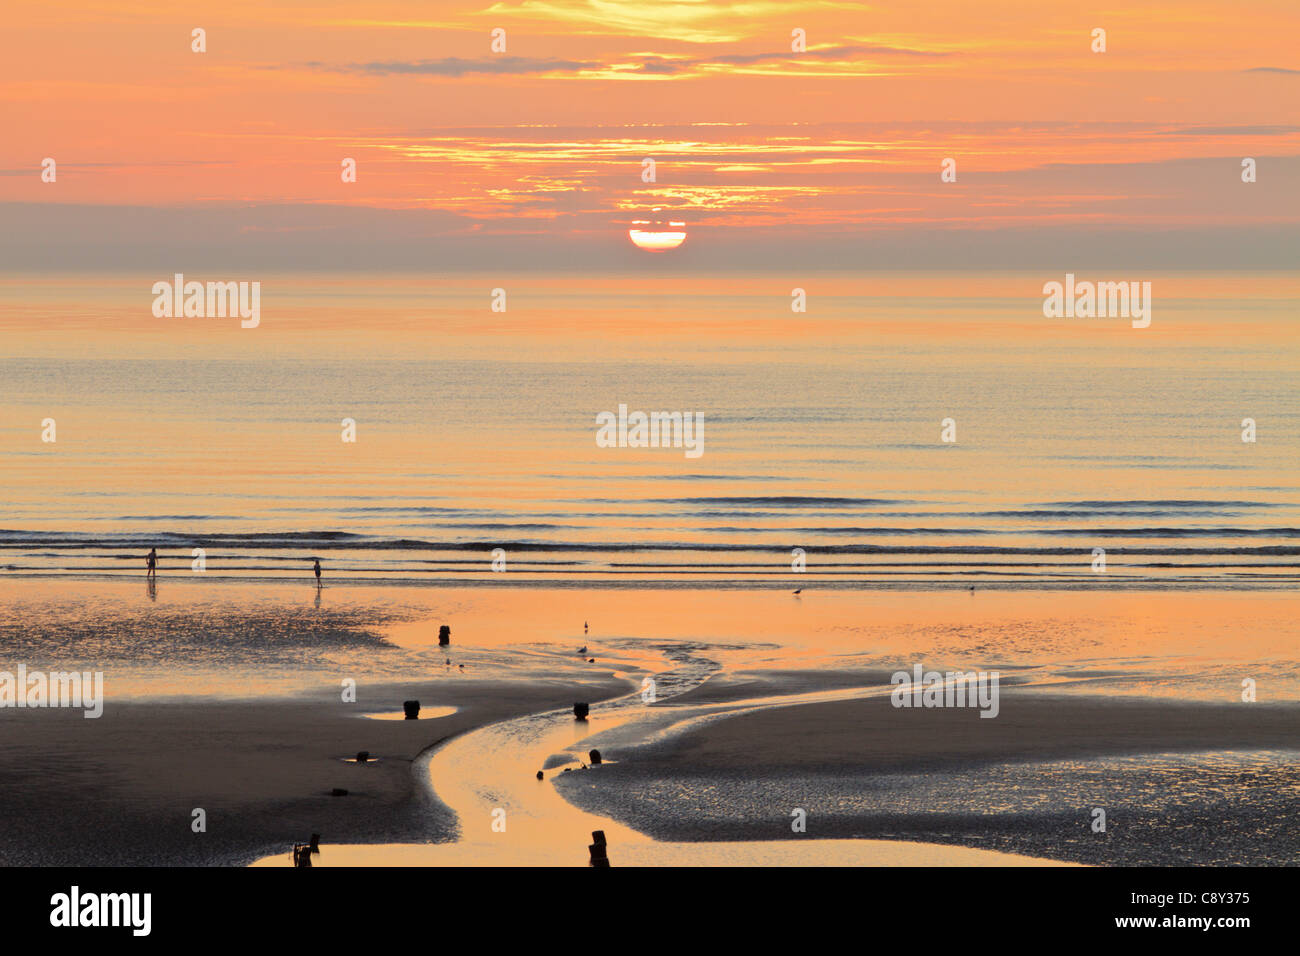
[0,579,1295,867]
[555,683,1300,866]
[0,675,627,866]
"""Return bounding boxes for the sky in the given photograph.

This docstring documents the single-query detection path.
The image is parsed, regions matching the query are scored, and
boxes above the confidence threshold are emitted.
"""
[1,0,1297,270]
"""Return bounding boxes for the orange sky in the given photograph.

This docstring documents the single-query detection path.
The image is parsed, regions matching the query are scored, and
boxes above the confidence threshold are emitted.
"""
[1,0,1297,267]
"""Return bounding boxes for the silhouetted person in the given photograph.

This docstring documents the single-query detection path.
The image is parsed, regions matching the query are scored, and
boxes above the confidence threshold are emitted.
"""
[314,558,322,588]
[146,547,157,579]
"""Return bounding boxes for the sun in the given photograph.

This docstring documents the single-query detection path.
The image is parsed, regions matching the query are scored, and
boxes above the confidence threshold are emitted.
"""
[629,209,686,252]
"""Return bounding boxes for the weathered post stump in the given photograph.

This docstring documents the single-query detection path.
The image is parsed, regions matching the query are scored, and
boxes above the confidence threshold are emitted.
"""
[293,837,320,867]
[589,832,609,866]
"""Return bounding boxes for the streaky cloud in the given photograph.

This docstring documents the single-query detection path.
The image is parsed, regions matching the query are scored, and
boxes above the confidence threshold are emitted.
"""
[310,56,600,77]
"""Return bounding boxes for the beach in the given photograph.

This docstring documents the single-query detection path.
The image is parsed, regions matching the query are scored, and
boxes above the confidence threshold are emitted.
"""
[553,687,1300,866]
[0,675,629,866]
[0,577,1294,867]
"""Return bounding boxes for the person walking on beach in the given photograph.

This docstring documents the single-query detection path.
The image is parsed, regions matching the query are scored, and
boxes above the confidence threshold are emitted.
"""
[313,558,322,588]
[146,547,157,579]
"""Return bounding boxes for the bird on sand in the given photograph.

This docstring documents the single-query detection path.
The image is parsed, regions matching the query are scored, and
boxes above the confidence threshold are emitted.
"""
[793,589,802,595]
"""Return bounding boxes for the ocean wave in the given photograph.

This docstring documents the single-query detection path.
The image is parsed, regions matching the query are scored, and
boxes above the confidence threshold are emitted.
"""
[2,532,1299,557]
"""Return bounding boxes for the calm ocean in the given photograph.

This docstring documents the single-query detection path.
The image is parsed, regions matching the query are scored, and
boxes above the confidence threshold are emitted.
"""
[1,271,1296,588]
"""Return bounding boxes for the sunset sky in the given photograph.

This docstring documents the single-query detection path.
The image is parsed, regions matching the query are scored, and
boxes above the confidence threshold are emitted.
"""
[2,0,1297,269]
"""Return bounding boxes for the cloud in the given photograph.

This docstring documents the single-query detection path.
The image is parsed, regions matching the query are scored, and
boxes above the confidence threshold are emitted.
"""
[310,56,599,77]
[301,43,950,81]
[5,202,1297,273]
[709,44,952,64]
[1244,67,1300,75]
[1160,124,1300,136]
[0,161,230,177]
[478,0,861,43]
[630,44,950,75]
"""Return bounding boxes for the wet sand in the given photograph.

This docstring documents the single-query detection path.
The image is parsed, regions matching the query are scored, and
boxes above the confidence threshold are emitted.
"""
[2,578,1295,866]
[622,677,1300,769]
[0,675,628,866]
[8,648,1292,867]
[553,681,1300,865]
[253,667,1076,867]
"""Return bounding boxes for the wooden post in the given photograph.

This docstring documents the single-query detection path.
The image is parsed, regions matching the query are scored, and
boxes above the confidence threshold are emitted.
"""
[589,832,609,866]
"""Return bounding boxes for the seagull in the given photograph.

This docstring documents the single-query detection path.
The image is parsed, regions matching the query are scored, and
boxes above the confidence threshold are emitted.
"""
[792,589,802,595]
[578,646,587,654]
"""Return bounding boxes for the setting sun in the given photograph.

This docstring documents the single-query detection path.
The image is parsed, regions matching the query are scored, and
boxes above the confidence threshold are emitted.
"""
[629,210,687,251]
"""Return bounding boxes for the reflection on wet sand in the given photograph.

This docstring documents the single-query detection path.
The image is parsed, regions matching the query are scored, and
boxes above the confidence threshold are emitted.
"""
[254,651,1076,867]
